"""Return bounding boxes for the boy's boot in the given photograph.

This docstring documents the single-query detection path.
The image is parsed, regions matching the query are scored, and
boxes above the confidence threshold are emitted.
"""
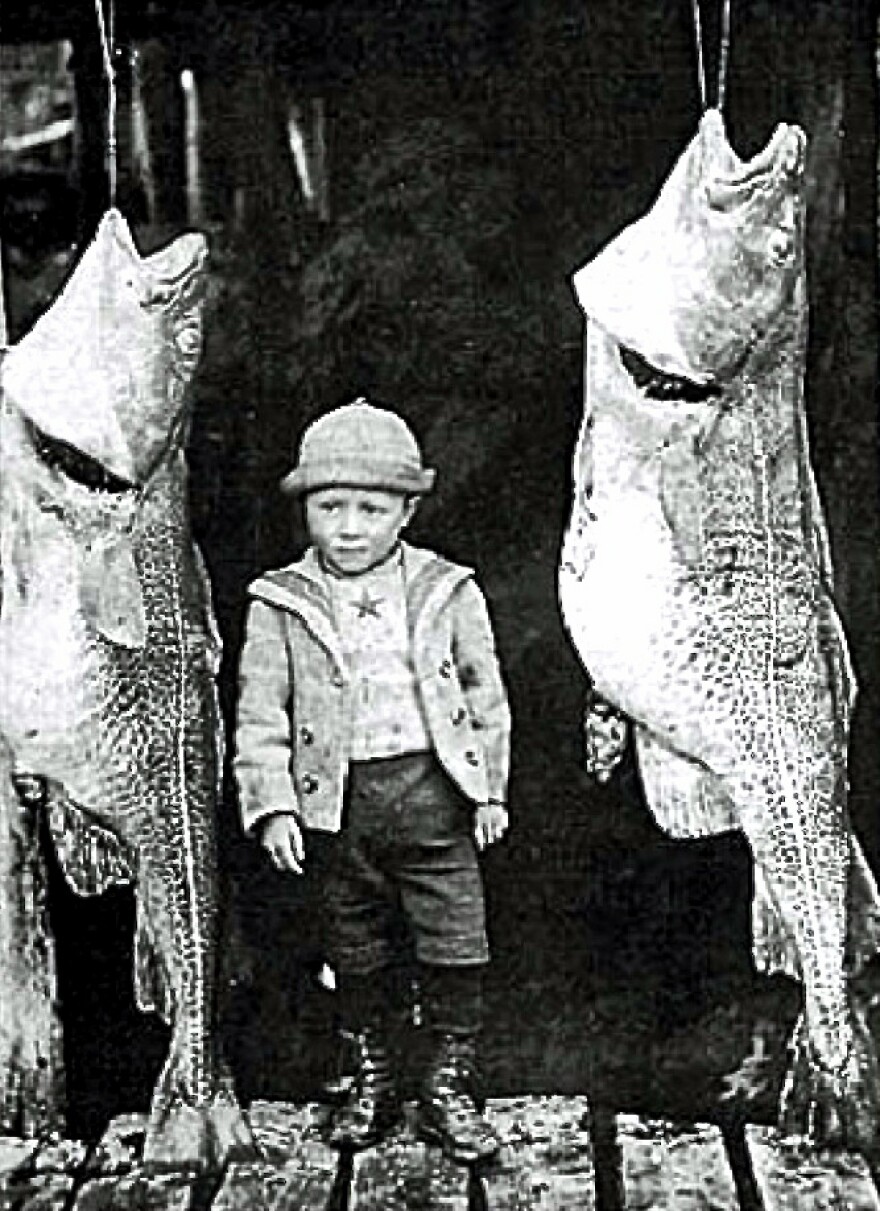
[415,964,500,1165]
[323,970,403,1150]
[323,1022,403,1149]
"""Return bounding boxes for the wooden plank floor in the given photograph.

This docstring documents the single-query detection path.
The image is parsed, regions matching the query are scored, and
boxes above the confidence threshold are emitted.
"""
[745,1126,880,1211]
[617,1115,739,1210]
[351,1133,470,1210]
[0,1099,878,1210]
[476,1095,595,1209]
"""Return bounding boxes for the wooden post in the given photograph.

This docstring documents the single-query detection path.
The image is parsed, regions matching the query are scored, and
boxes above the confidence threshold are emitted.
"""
[589,1104,626,1211]
[136,39,187,228]
[69,30,108,240]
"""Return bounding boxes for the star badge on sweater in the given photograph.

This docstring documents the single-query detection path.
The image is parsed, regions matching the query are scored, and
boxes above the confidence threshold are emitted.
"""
[352,589,384,619]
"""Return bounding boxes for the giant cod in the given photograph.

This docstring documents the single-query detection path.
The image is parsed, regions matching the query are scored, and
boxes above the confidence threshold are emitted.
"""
[0,209,254,1167]
[559,110,880,1149]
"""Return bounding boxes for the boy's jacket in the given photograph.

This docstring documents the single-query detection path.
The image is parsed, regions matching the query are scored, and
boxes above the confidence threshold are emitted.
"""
[234,542,511,835]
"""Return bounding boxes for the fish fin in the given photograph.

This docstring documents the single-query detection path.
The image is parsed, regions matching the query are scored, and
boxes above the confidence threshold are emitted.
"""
[134,902,174,1024]
[80,535,147,650]
[46,790,134,897]
[635,730,736,838]
[846,834,880,981]
[779,1005,880,1152]
[144,1052,256,1169]
[193,544,222,675]
[752,865,800,981]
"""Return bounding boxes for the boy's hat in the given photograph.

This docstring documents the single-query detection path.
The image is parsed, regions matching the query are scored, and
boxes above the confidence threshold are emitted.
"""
[281,398,436,497]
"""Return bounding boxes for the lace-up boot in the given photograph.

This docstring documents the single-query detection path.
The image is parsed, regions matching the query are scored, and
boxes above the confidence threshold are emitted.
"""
[323,1023,403,1149]
[416,1032,500,1164]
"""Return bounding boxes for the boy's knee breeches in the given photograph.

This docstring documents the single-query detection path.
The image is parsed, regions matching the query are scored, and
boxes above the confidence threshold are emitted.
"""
[323,752,489,976]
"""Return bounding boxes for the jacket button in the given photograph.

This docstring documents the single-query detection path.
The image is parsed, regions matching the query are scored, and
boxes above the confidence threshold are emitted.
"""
[331,672,344,688]
[301,774,319,794]
[464,750,480,767]
[439,660,452,679]
[451,707,467,726]
[300,726,314,745]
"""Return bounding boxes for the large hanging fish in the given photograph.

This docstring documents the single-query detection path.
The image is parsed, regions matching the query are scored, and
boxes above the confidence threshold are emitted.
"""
[0,210,254,1168]
[559,109,880,1149]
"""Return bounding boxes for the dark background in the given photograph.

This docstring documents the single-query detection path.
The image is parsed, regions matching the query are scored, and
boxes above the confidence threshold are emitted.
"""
[1,0,878,1139]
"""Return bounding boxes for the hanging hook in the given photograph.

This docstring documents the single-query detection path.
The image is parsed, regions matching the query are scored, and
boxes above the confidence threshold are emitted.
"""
[93,0,117,207]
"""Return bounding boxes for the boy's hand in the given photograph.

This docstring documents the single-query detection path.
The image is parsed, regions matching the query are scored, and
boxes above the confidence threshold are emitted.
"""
[474,802,508,851]
[260,813,305,874]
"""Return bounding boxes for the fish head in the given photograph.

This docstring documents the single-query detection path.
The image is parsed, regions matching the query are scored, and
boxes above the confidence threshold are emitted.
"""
[0,211,208,651]
[572,108,807,384]
[1,208,208,489]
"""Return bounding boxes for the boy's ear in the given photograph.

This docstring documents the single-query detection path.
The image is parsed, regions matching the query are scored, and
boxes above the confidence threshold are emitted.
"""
[403,495,420,525]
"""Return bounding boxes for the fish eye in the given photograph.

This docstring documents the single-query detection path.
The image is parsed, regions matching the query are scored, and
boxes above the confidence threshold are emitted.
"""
[26,419,137,495]
[175,320,201,359]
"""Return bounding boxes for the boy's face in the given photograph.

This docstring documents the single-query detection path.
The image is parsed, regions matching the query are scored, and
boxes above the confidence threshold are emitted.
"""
[305,487,417,576]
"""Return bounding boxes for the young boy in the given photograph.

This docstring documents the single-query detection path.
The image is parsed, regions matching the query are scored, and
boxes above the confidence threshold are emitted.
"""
[233,398,511,1164]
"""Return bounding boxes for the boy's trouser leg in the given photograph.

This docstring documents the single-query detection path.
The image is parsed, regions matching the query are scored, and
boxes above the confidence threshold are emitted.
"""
[323,969,404,1150]
[416,963,501,1165]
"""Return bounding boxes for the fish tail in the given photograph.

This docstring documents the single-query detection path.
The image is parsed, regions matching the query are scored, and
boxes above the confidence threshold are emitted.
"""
[144,1047,257,1169]
[779,997,880,1154]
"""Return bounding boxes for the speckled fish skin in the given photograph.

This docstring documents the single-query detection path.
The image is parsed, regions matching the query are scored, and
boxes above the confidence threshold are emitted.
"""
[559,111,880,1150]
[0,210,254,1168]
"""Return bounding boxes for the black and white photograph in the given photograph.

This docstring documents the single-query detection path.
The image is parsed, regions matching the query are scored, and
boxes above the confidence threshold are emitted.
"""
[0,1,879,1207]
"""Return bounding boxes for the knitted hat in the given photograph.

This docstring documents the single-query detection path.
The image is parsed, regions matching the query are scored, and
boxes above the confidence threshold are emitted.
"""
[281,398,436,497]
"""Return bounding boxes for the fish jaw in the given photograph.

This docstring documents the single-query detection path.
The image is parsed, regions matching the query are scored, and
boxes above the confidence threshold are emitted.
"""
[1,209,208,487]
[572,108,807,384]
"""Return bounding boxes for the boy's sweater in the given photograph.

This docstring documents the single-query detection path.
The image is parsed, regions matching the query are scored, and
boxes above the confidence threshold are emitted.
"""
[233,542,511,835]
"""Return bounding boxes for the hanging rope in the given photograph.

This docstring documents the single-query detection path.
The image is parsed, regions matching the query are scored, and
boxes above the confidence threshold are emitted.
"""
[0,245,8,351]
[716,0,732,112]
[691,0,707,111]
[93,0,117,206]
[691,0,733,113]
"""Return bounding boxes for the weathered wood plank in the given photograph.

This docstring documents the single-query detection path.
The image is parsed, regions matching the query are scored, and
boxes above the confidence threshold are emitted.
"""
[71,1112,196,1210]
[0,1138,41,1183]
[618,1116,739,1211]
[477,1095,595,1209]
[85,1114,149,1175]
[212,1138,339,1211]
[72,1170,197,1211]
[744,1126,880,1210]
[350,1130,470,1210]
[2,1137,89,1210]
[212,1101,339,1211]
[246,1101,320,1164]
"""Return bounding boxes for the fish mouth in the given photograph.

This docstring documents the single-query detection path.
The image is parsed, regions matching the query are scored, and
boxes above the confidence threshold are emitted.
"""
[105,209,208,311]
[619,344,722,403]
[141,232,208,310]
[26,417,139,495]
[701,110,806,211]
